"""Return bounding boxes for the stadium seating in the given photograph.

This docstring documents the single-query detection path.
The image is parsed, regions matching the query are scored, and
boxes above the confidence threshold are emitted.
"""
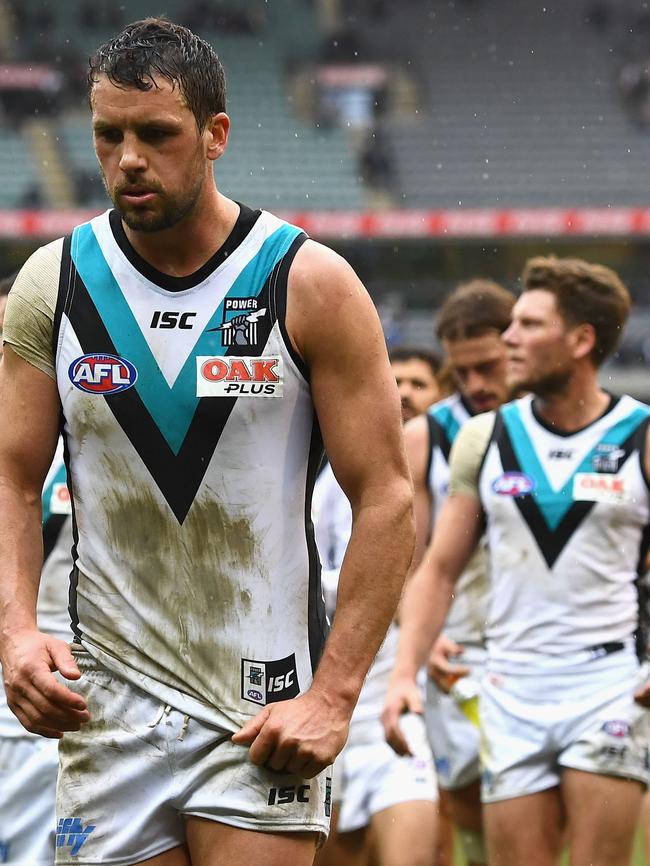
[358,0,650,207]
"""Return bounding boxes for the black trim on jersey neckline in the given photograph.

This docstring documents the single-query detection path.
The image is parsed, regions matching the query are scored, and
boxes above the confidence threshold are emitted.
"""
[108,202,262,292]
[530,393,619,439]
[495,412,640,569]
[60,253,277,523]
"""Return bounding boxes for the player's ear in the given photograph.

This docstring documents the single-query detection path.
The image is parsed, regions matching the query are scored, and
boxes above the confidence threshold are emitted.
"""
[205,112,230,162]
[571,322,597,362]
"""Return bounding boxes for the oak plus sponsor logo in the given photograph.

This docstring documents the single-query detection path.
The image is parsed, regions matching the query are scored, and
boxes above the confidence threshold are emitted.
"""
[241,653,300,705]
[573,473,627,504]
[492,472,535,497]
[197,355,283,397]
[56,817,95,857]
[69,354,137,395]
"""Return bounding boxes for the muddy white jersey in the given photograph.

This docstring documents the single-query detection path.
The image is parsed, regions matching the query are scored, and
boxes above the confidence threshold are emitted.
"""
[313,462,399,723]
[35,205,328,732]
[427,394,489,645]
[0,440,73,737]
[477,394,650,670]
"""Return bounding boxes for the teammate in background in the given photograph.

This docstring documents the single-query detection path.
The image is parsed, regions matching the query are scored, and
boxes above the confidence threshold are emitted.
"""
[0,18,414,866]
[402,280,514,866]
[314,348,443,866]
[384,256,650,866]
[389,346,445,422]
[0,273,73,865]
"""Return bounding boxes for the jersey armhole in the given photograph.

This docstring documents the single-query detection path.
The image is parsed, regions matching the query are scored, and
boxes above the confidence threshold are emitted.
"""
[476,411,500,517]
[52,234,74,362]
[271,232,309,382]
[636,415,650,495]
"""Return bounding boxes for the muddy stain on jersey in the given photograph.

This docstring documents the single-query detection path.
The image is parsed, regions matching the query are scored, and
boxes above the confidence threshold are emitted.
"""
[94,451,262,710]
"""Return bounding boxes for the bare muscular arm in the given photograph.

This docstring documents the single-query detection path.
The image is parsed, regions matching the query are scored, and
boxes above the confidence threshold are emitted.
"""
[233,240,414,776]
[0,347,89,736]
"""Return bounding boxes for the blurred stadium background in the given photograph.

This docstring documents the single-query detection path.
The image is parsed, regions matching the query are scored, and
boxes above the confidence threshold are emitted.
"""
[1,0,650,403]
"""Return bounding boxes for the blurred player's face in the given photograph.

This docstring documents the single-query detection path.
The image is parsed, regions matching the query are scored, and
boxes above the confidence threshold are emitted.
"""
[443,331,509,413]
[91,76,227,233]
[391,359,440,421]
[504,290,580,396]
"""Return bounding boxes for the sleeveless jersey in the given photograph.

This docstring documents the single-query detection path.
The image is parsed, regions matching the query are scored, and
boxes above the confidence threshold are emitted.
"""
[427,394,489,645]
[0,440,73,737]
[53,206,327,730]
[312,462,399,723]
[478,393,650,669]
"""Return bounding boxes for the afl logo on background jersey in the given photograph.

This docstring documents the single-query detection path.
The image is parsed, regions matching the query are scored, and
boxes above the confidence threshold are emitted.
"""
[492,472,535,497]
[69,354,138,395]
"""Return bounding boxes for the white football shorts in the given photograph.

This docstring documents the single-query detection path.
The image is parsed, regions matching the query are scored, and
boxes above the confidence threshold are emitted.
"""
[56,649,331,865]
[335,714,437,833]
[480,647,650,803]
[0,735,58,865]
[425,644,486,791]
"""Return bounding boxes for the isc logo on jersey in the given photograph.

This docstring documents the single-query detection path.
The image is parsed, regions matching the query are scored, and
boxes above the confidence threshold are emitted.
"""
[196,356,283,397]
[492,472,535,497]
[69,354,138,395]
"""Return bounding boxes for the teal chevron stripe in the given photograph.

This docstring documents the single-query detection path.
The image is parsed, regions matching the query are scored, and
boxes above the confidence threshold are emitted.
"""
[70,220,302,454]
[502,402,650,530]
[41,462,67,526]
[429,404,461,445]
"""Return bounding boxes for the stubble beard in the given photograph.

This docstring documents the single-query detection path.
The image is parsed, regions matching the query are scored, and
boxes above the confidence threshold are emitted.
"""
[103,161,205,234]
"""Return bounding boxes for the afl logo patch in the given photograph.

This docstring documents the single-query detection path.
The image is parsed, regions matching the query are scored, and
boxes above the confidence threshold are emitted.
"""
[69,354,138,395]
[492,472,535,497]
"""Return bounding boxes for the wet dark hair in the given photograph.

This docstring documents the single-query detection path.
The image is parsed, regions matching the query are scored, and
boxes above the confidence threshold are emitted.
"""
[88,17,226,130]
[389,346,442,378]
[436,279,515,342]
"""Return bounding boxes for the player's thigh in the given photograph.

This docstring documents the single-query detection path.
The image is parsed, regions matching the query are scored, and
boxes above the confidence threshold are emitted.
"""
[314,803,370,866]
[369,800,436,866]
[562,768,643,866]
[642,790,650,866]
[483,788,564,866]
[433,790,455,866]
[137,846,191,865]
[185,817,318,866]
[443,778,482,833]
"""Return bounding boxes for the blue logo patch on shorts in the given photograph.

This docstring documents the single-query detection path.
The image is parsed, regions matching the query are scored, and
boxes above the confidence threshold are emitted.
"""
[0,841,10,863]
[56,818,96,857]
[601,720,631,738]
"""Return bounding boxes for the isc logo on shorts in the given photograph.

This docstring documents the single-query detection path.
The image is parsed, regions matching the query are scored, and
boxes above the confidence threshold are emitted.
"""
[69,354,138,395]
[196,356,283,397]
[492,472,535,497]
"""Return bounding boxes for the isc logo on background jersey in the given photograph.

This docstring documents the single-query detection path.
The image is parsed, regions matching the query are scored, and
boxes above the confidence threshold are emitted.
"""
[492,472,535,497]
[196,356,283,397]
[69,354,138,395]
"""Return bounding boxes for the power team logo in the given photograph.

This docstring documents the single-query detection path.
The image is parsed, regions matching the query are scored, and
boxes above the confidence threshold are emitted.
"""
[197,356,283,397]
[492,472,535,497]
[56,817,95,857]
[69,354,138,395]
[241,654,300,705]
[208,297,267,347]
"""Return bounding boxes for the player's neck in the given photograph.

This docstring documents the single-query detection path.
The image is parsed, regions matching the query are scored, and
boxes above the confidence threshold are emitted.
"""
[121,188,239,278]
[532,368,610,434]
